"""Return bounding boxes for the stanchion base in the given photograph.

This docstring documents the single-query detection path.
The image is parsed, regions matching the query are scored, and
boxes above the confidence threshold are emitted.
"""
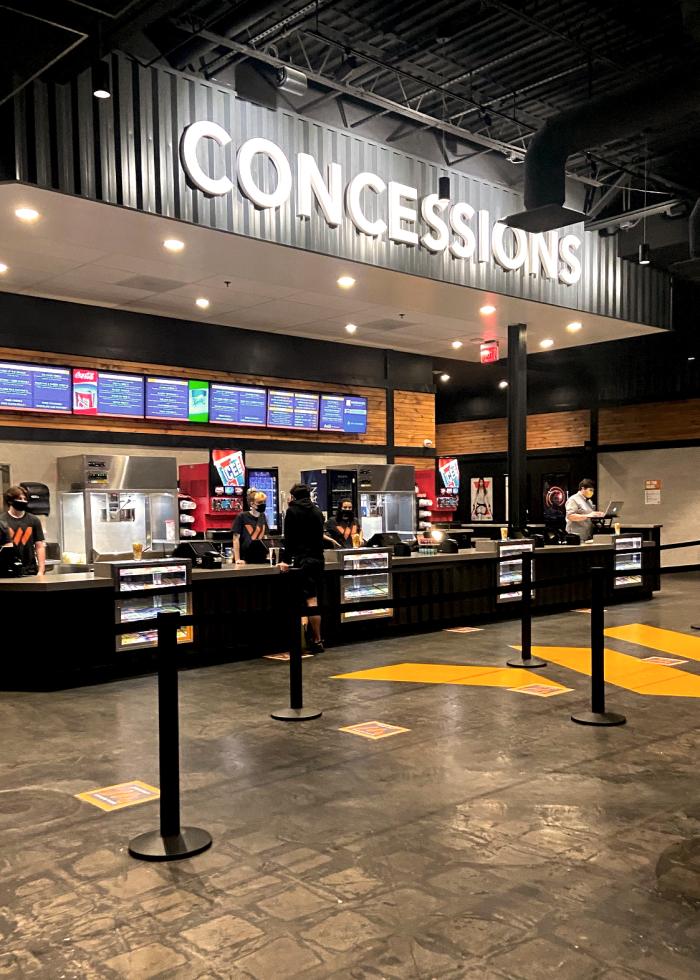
[691,624,700,631]
[128,827,212,862]
[571,710,626,727]
[506,656,547,669]
[271,706,323,721]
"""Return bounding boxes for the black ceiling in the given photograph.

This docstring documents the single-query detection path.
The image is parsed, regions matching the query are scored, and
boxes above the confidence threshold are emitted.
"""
[5,2,700,227]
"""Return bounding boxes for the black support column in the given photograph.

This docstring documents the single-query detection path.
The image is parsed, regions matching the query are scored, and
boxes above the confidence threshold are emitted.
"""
[507,323,527,535]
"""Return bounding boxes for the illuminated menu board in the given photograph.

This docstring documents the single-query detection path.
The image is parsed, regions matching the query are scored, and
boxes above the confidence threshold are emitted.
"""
[0,362,71,414]
[145,378,209,422]
[319,394,368,433]
[267,389,320,430]
[210,383,267,426]
[73,369,144,418]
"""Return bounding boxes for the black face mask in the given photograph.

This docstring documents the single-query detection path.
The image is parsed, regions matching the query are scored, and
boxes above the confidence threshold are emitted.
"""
[340,511,353,522]
[10,499,28,513]
[257,502,267,514]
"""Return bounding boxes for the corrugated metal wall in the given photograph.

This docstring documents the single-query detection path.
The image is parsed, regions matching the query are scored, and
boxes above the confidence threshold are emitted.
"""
[12,54,670,328]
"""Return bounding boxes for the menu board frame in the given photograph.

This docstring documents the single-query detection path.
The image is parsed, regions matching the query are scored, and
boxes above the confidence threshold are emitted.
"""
[72,367,145,419]
[0,357,369,435]
[267,388,320,431]
[209,381,268,427]
[0,360,72,415]
[319,392,369,434]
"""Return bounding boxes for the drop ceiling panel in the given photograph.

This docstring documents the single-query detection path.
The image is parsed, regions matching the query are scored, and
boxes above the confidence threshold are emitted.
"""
[0,184,664,361]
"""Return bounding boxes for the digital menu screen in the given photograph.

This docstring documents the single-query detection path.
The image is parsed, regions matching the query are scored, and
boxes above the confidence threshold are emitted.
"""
[146,377,209,422]
[319,394,368,433]
[210,383,267,426]
[248,468,279,530]
[267,389,320,430]
[73,368,144,418]
[0,361,71,414]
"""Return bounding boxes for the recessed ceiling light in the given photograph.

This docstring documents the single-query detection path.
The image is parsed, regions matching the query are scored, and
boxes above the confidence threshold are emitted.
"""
[539,338,555,349]
[479,304,496,315]
[345,323,358,334]
[566,321,583,333]
[0,263,7,274]
[93,88,111,100]
[451,340,463,349]
[440,373,450,382]
[337,275,355,288]
[15,207,40,222]
[163,238,185,252]
[195,297,210,309]
[498,380,509,389]
[689,356,696,362]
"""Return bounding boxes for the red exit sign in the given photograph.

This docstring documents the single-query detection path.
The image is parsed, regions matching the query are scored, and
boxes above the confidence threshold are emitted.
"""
[480,340,500,364]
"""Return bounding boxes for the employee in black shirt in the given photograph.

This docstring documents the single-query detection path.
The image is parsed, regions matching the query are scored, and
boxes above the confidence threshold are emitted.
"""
[325,499,362,549]
[0,486,46,575]
[232,490,269,564]
[279,483,325,654]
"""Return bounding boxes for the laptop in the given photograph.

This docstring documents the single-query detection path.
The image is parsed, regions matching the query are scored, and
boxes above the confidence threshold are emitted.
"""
[602,500,624,518]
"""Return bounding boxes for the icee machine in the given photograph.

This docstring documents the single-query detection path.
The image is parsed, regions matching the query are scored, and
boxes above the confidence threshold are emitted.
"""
[57,454,179,563]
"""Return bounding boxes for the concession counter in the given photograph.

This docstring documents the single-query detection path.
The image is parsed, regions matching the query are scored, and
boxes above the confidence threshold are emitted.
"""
[0,537,659,688]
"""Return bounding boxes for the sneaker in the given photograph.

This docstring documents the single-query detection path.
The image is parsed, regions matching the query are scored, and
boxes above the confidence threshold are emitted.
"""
[307,640,324,655]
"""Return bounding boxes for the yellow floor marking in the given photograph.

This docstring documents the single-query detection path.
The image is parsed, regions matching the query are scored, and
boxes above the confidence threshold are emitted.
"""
[333,662,567,689]
[604,624,700,662]
[520,645,700,697]
[76,780,159,812]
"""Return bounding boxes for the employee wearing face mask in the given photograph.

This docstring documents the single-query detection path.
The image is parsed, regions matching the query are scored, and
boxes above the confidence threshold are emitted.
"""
[325,499,362,549]
[0,486,46,575]
[565,479,605,543]
[232,490,269,564]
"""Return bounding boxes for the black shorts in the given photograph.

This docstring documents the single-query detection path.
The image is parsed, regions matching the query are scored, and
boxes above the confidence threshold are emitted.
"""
[295,557,324,601]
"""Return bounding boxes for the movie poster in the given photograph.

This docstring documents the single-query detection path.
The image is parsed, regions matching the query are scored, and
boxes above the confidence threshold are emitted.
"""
[542,474,568,526]
[470,476,493,521]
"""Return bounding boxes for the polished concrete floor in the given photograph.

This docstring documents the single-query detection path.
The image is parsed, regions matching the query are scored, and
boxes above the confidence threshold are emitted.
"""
[2,575,700,979]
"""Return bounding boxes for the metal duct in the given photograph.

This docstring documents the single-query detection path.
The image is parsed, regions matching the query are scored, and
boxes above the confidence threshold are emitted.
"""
[504,73,700,232]
[152,1,280,71]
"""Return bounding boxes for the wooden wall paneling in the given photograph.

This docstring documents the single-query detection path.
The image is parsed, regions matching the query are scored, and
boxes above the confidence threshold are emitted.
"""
[393,455,434,470]
[437,410,590,455]
[0,347,386,445]
[599,399,700,445]
[393,390,436,447]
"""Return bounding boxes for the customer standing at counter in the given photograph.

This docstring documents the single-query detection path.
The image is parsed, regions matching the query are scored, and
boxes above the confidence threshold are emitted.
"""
[325,499,362,549]
[232,490,269,564]
[0,486,46,575]
[565,479,605,543]
[279,483,325,654]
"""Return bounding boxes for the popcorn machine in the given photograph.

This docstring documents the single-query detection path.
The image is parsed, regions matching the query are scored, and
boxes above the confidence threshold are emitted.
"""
[57,454,179,563]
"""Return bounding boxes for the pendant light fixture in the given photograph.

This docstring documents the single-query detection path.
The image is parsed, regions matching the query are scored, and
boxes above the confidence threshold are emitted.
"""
[93,60,111,100]
[438,176,450,202]
[639,138,650,265]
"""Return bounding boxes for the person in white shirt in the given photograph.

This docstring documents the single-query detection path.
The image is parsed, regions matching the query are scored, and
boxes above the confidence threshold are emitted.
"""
[565,479,605,542]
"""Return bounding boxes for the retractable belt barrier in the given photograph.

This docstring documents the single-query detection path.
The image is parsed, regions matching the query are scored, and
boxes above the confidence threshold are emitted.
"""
[119,538,699,859]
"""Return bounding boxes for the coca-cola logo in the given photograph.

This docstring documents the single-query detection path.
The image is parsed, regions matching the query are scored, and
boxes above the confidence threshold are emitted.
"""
[74,369,96,381]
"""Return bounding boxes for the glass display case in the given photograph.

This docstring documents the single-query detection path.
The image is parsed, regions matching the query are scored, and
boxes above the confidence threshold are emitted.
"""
[339,548,393,622]
[95,559,193,651]
[497,540,534,603]
[614,535,643,588]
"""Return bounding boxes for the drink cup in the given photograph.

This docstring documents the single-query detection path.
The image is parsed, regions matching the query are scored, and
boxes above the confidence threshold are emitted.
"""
[614,522,621,536]
[500,527,508,541]
[132,542,144,561]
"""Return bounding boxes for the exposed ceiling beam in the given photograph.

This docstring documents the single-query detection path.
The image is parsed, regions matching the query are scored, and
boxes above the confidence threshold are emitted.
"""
[585,199,684,231]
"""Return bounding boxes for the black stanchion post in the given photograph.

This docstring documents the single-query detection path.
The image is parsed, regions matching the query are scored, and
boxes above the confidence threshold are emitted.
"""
[507,551,546,669]
[271,571,322,722]
[572,566,626,727]
[129,612,213,861]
